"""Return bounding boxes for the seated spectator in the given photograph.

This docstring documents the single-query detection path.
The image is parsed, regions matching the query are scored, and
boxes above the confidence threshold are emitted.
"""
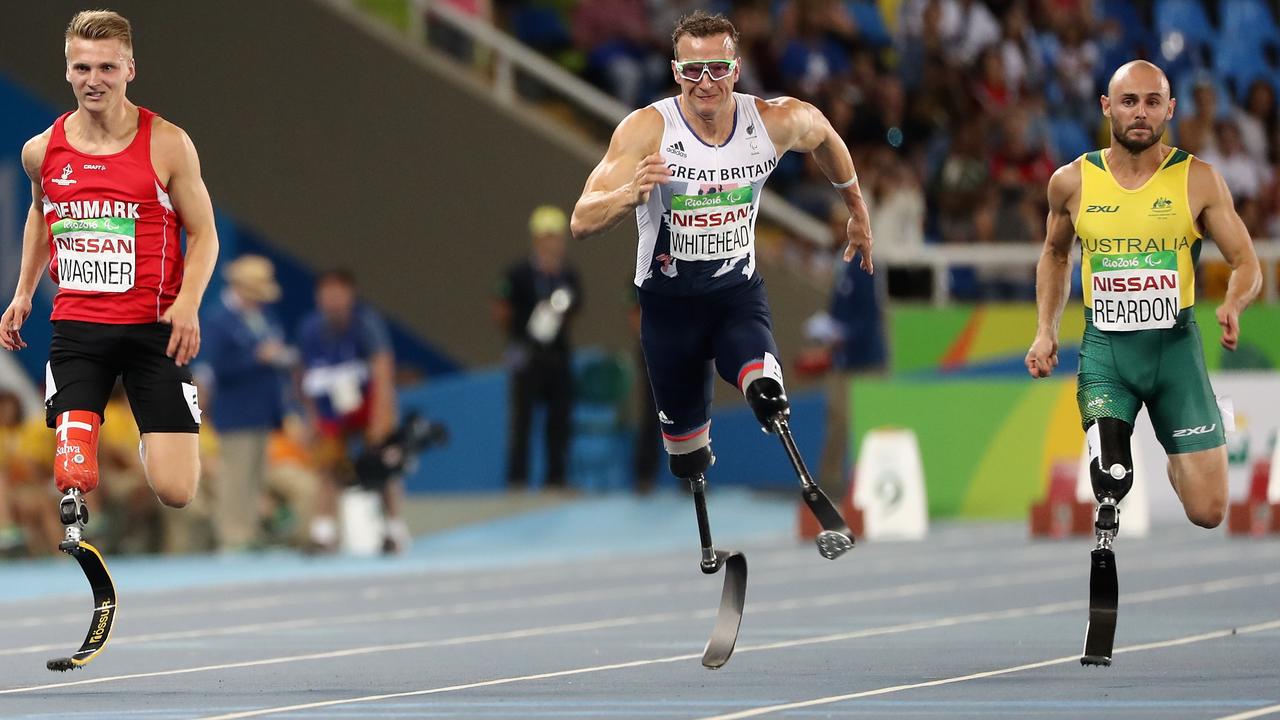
[778,1,854,99]
[262,418,321,548]
[1177,79,1221,156]
[299,270,409,554]
[572,0,662,107]
[1200,118,1274,235]
[932,120,996,244]
[0,389,60,556]
[1236,79,1277,164]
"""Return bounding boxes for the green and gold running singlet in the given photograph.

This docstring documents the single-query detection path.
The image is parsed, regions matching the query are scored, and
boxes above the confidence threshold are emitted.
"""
[1073,148,1224,453]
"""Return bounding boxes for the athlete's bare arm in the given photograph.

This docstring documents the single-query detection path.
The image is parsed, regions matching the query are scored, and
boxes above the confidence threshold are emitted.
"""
[1190,159,1263,351]
[758,96,873,270]
[0,131,54,352]
[570,108,666,241]
[152,119,218,366]
[1027,160,1082,378]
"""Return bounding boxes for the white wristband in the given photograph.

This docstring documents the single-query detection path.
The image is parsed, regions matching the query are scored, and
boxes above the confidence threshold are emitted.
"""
[831,173,858,189]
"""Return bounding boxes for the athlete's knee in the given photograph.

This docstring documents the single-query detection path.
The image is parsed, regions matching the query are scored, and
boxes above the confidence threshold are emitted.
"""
[1087,417,1134,503]
[153,473,198,509]
[143,443,200,508]
[745,377,789,428]
[1185,495,1226,529]
[53,410,102,495]
[669,445,714,480]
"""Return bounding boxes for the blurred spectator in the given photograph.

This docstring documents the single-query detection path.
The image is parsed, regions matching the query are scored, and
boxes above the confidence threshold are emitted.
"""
[1047,22,1100,128]
[202,255,294,552]
[1177,79,1221,156]
[572,0,662,107]
[1236,79,1277,164]
[991,109,1055,241]
[951,0,1002,66]
[262,420,321,548]
[495,206,582,492]
[1200,119,1274,235]
[998,1,1045,93]
[972,46,1015,115]
[932,119,995,244]
[298,269,408,554]
[865,152,929,297]
[811,201,888,498]
[777,0,857,99]
[0,469,17,556]
[0,389,59,556]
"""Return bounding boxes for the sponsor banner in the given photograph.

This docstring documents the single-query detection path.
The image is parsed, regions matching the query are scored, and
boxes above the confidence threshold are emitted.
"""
[851,372,1280,520]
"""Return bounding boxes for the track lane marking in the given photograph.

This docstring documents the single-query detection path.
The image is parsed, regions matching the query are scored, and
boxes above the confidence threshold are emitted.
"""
[695,618,1280,720]
[2,569,1266,711]
[1216,703,1280,720]
[2,541,1255,656]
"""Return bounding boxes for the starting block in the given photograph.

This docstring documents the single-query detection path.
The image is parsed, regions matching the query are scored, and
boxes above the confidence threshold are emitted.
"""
[800,428,927,542]
[1029,461,1093,538]
[1227,459,1280,536]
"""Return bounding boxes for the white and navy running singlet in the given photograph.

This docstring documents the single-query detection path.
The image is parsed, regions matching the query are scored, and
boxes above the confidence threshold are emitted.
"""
[635,93,778,296]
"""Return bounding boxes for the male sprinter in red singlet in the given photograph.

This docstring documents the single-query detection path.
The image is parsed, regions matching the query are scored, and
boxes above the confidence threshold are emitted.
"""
[1,10,219,525]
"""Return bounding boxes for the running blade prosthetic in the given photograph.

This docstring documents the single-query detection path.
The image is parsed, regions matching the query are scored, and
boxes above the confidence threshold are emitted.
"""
[700,550,748,669]
[47,490,117,671]
[1081,500,1119,667]
[690,477,748,669]
[769,417,856,559]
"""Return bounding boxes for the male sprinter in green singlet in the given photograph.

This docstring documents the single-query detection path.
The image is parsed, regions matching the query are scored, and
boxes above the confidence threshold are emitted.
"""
[1026,60,1262,665]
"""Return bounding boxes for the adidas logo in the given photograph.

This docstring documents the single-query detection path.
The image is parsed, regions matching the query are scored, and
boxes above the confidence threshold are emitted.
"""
[658,411,674,425]
[666,141,687,158]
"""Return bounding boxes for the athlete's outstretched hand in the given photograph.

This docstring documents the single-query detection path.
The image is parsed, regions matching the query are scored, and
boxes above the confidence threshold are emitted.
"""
[1216,302,1241,351]
[843,215,873,274]
[162,296,201,366]
[1026,335,1058,378]
[628,154,671,207]
[0,296,31,351]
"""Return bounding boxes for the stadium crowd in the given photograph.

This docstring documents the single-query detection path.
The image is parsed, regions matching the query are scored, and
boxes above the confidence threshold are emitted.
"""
[485,0,1280,298]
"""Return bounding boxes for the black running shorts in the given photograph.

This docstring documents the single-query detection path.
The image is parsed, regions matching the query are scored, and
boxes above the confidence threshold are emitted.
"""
[45,320,201,433]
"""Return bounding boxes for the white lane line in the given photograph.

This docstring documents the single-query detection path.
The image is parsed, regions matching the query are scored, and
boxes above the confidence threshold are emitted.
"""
[2,528,1232,629]
[4,566,1271,707]
[695,618,1280,720]
[194,613,1280,720]
[2,540,1252,656]
[1216,704,1280,720]
[0,531,1022,625]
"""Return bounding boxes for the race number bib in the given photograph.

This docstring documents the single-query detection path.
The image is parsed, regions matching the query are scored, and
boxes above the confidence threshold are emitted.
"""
[668,187,754,261]
[51,217,136,293]
[1090,251,1179,331]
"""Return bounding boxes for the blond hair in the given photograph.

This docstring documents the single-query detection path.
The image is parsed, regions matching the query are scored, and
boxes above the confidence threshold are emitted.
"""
[65,10,133,57]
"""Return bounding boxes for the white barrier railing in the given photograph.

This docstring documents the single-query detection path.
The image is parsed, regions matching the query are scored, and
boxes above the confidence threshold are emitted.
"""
[377,1,1280,306]
[882,240,1280,305]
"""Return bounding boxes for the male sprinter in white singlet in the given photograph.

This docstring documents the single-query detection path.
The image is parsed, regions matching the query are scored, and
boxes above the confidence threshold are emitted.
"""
[572,10,871,572]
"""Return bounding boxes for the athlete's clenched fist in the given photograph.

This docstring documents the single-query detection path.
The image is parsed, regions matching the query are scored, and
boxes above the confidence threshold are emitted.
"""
[628,154,672,206]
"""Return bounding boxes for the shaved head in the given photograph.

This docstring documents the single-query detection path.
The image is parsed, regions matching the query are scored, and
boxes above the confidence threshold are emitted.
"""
[1103,61,1175,154]
[1107,60,1170,99]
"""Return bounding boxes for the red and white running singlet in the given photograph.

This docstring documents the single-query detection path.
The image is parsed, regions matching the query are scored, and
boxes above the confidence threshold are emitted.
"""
[41,107,184,323]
